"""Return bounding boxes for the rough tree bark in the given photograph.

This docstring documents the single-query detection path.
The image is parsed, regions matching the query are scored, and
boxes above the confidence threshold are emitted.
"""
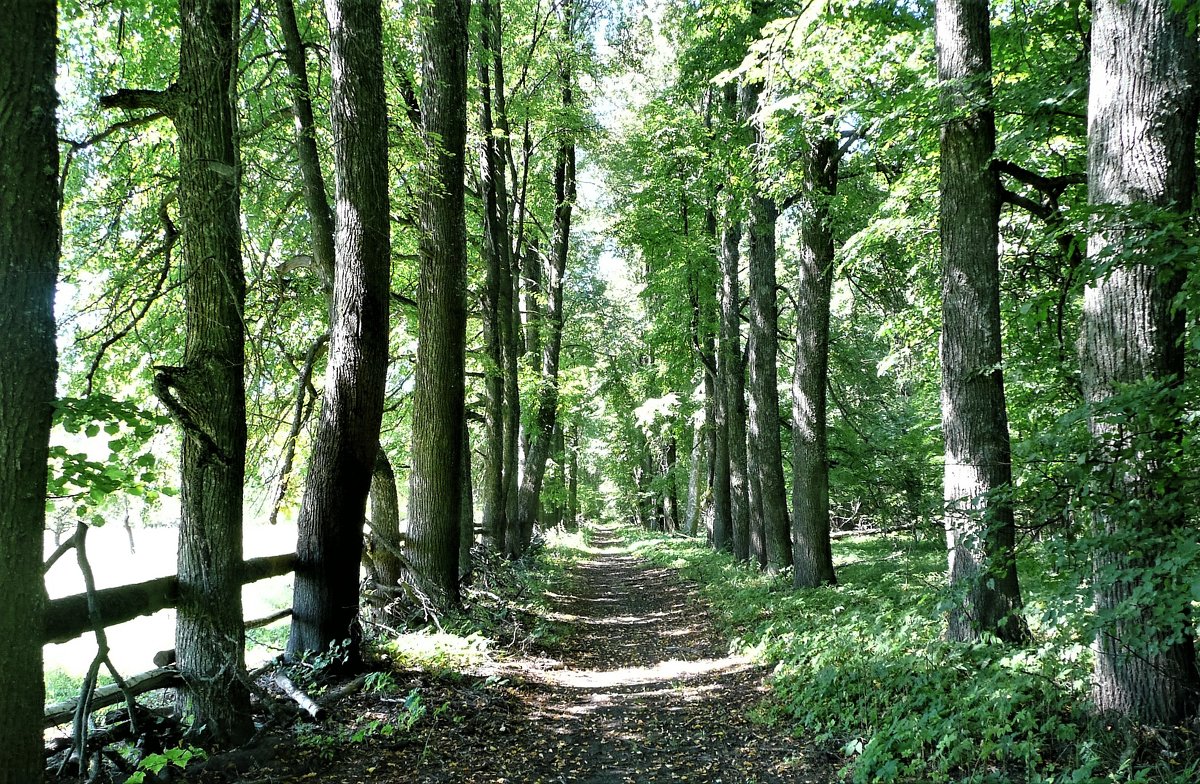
[407,0,470,608]
[277,0,403,633]
[741,79,791,573]
[718,194,750,562]
[936,0,1027,643]
[365,450,405,616]
[700,206,730,550]
[791,136,839,588]
[478,0,510,553]
[288,0,391,662]
[494,0,523,561]
[101,0,259,744]
[0,2,58,778]
[715,83,751,562]
[1082,0,1200,723]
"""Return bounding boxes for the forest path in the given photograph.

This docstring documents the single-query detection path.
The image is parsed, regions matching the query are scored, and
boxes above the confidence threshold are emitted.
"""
[516,527,823,782]
[195,527,829,783]
[390,526,825,783]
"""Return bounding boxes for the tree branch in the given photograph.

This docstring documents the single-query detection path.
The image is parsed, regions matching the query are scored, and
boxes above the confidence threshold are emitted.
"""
[99,87,176,115]
[1000,186,1055,221]
[992,159,1085,197]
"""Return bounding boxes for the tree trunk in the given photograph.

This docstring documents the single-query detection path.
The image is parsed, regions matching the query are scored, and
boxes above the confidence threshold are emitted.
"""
[567,426,579,530]
[550,423,567,529]
[685,423,703,535]
[719,195,750,562]
[0,3,57,778]
[478,0,508,554]
[515,6,575,551]
[138,0,257,745]
[365,450,404,619]
[406,0,470,608]
[747,444,767,568]
[275,0,336,290]
[697,211,725,547]
[460,423,474,581]
[664,436,680,532]
[1082,0,1200,723]
[288,0,391,662]
[744,155,791,573]
[936,0,1026,644]
[791,136,838,588]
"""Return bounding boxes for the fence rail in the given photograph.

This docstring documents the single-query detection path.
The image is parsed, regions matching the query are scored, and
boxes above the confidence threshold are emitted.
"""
[42,552,297,727]
[43,552,297,645]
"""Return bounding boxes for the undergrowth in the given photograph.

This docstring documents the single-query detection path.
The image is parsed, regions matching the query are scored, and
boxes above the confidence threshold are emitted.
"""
[618,525,1200,784]
[373,527,589,672]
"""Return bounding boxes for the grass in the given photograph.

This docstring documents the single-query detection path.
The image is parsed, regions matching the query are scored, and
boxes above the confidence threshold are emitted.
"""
[371,527,591,673]
[614,525,1200,784]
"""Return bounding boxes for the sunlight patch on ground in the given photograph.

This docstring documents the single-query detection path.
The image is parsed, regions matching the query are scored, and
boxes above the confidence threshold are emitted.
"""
[387,630,491,672]
[543,610,682,627]
[540,654,755,689]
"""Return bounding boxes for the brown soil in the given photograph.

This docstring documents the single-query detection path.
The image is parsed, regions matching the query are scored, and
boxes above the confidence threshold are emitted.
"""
[186,528,832,783]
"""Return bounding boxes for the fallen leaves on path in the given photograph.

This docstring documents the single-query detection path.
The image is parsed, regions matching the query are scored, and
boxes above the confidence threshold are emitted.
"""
[185,529,833,783]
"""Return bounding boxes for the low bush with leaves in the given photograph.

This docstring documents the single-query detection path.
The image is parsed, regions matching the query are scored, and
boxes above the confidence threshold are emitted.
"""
[124,745,205,784]
[625,528,1200,783]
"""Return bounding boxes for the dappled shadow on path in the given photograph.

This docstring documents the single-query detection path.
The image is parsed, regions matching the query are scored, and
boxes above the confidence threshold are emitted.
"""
[396,527,824,784]
[185,527,828,783]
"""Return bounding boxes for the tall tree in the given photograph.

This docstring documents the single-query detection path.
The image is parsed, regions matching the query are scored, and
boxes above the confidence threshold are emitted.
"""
[716,202,746,557]
[0,1,58,778]
[717,86,750,562]
[700,200,731,552]
[170,0,257,739]
[742,81,792,575]
[275,0,336,290]
[478,0,517,553]
[99,0,257,742]
[288,0,391,661]
[1082,0,1200,723]
[407,0,471,606]
[515,0,577,549]
[791,135,839,588]
[936,0,1026,643]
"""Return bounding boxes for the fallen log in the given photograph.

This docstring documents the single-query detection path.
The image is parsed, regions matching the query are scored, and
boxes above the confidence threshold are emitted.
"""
[829,524,917,540]
[43,667,182,728]
[247,607,293,630]
[44,553,297,644]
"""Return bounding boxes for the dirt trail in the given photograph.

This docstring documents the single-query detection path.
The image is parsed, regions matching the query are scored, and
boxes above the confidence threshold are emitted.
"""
[197,528,827,783]
[400,527,823,783]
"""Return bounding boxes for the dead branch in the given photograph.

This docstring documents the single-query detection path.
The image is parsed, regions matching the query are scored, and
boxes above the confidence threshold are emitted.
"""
[273,673,325,720]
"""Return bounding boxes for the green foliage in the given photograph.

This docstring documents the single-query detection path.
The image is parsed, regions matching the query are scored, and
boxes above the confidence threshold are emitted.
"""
[294,687,426,760]
[48,395,175,527]
[363,670,399,695]
[45,666,113,705]
[626,527,1200,783]
[124,745,205,784]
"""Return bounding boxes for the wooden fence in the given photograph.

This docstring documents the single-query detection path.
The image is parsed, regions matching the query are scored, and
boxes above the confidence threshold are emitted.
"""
[42,552,297,727]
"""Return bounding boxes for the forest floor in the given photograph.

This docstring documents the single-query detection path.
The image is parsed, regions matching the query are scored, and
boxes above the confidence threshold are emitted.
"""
[181,527,833,783]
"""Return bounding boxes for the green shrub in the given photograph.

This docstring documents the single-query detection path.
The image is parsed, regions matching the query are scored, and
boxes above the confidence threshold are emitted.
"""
[623,527,1198,783]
